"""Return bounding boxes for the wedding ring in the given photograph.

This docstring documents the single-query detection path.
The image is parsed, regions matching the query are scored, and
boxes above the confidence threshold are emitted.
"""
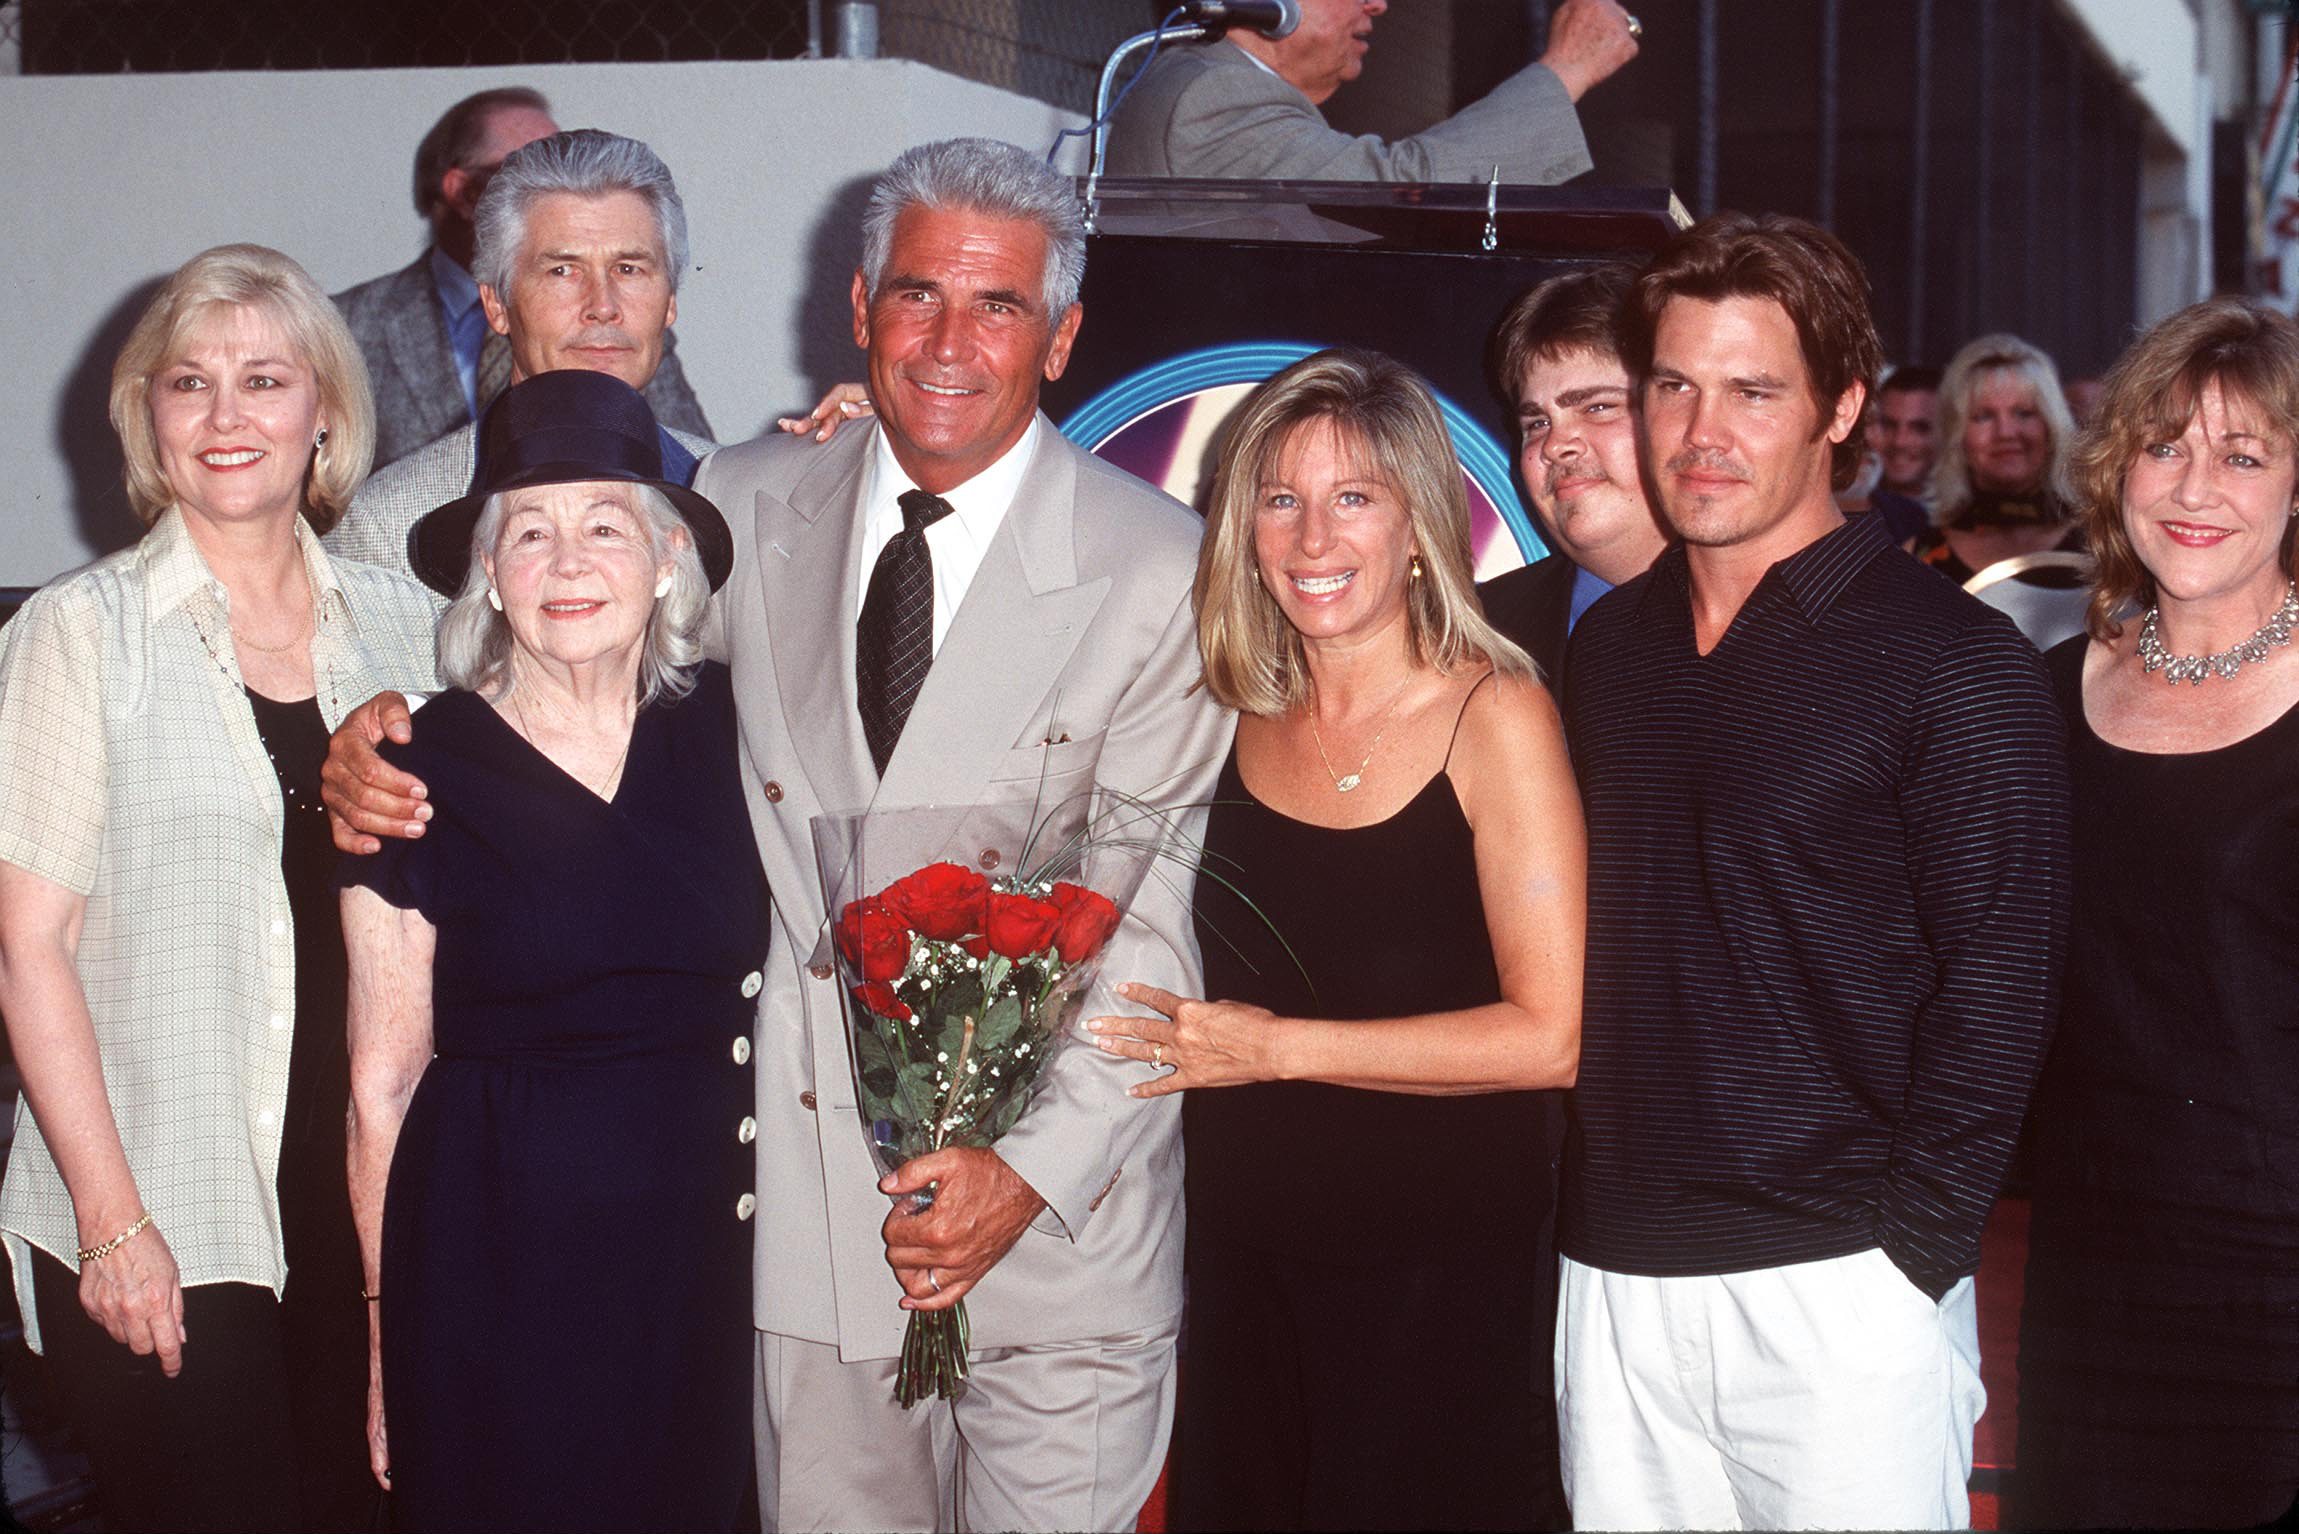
[928,1269,941,1294]
[1625,11,1643,38]
[1152,1044,1165,1068]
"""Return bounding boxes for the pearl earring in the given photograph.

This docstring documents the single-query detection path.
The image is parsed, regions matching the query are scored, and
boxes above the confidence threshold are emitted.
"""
[1410,553,1423,581]
[654,573,674,599]
[486,587,503,611]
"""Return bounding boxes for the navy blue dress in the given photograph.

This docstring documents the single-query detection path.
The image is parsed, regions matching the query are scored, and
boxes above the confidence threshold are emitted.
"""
[342,664,766,1534]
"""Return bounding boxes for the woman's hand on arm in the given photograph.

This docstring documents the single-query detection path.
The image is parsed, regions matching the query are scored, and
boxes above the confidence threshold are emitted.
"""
[774,381,874,442]
[1087,987,1284,1098]
[343,885,435,1492]
[1090,672,1585,1096]
[0,861,188,1373]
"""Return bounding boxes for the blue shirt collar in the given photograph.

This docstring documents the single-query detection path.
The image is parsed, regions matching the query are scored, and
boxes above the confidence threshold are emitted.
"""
[428,244,482,322]
[1567,563,1613,634]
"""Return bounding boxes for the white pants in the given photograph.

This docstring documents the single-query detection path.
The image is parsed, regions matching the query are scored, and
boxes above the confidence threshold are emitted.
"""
[753,1322,1178,1533]
[1556,1248,1984,1531]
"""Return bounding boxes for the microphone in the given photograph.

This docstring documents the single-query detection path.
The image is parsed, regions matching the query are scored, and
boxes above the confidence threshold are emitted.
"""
[1177,0,1300,38]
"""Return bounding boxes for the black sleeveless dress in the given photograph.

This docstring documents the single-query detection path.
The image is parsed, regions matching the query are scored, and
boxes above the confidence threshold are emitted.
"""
[2014,637,2299,1527]
[1175,685,1568,1532]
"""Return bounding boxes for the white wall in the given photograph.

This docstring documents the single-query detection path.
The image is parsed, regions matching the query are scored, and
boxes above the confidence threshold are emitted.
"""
[2057,0,2203,157]
[0,59,1076,585]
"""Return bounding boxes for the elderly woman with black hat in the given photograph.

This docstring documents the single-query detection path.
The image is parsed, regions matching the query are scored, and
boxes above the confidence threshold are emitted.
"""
[342,369,767,1532]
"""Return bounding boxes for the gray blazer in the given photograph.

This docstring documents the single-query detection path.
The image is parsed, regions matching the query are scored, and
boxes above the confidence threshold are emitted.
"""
[322,418,716,581]
[333,252,714,472]
[695,419,1232,1358]
[1106,38,1592,184]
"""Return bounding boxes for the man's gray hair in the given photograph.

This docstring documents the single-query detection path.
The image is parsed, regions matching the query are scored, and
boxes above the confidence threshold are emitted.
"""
[861,138,1086,317]
[472,129,691,297]
[436,482,710,707]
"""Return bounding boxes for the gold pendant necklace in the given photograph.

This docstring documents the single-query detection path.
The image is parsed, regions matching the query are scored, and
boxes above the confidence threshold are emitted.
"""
[1309,674,1415,794]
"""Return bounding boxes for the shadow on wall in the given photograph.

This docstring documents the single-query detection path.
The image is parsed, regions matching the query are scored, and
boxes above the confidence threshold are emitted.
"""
[792,171,881,419]
[53,276,167,563]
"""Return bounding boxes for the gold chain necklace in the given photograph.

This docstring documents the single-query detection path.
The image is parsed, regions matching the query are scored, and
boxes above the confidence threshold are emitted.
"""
[1308,674,1415,794]
[230,602,312,655]
[510,687,633,798]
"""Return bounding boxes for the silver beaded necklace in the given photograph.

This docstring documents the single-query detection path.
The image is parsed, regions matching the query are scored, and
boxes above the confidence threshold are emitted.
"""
[2136,579,2299,685]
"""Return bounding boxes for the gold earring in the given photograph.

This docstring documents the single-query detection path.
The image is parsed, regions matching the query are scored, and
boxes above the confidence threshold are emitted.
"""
[1410,553,1423,581]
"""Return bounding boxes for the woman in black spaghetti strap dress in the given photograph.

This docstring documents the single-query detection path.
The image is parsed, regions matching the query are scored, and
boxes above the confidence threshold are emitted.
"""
[1089,351,1586,1531]
[2014,299,2299,1529]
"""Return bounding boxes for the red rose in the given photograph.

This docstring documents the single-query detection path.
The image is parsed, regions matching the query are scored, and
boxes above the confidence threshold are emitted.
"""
[880,862,989,942]
[1047,882,1122,964]
[834,896,911,983]
[981,889,1062,960]
[851,980,911,1021]
[959,936,990,961]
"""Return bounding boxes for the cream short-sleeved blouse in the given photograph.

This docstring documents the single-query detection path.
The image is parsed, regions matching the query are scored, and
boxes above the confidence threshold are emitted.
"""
[0,508,441,1351]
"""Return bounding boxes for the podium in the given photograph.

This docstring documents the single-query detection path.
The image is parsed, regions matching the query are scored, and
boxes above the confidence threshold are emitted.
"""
[1044,179,1688,574]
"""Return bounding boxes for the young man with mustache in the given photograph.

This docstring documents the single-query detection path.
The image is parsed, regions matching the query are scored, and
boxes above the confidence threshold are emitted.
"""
[1478,262,1671,694]
[1550,212,2070,1530]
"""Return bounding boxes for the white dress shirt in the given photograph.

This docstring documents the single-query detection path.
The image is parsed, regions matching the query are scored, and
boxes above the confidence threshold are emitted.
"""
[852,415,1042,660]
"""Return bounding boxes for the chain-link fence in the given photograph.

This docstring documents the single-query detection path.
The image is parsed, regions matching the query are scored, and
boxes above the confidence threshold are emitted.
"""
[881,1,1156,115]
[14,0,811,72]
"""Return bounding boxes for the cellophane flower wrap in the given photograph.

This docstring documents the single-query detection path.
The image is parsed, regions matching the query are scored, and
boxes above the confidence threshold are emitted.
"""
[811,791,1170,1407]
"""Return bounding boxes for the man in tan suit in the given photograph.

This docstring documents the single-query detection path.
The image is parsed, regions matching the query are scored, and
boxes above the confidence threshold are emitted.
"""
[697,137,1227,1531]
[323,136,1228,1531]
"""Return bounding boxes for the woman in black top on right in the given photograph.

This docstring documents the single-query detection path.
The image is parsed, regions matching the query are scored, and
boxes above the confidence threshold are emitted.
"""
[1088,349,1585,1531]
[2017,296,2299,1528]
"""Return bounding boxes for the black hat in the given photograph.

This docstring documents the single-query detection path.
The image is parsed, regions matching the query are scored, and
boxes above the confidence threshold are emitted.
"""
[407,370,734,597]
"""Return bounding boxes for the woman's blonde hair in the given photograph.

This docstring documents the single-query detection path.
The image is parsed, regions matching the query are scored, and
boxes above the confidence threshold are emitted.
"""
[1195,348,1534,716]
[109,243,376,533]
[2070,297,2299,640]
[1930,332,2075,514]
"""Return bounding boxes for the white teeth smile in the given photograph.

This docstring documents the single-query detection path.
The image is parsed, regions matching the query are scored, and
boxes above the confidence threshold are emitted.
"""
[542,601,601,612]
[916,382,974,397]
[201,450,263,466]
[1293,572,1354,595]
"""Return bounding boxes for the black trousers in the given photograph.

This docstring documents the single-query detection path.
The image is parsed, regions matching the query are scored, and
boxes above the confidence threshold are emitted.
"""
[32,1246,376,1534]
[1171,1232,1567,1532]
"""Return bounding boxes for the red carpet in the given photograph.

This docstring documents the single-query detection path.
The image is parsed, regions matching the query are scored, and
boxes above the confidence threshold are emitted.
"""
[1136,1195,2034,1532]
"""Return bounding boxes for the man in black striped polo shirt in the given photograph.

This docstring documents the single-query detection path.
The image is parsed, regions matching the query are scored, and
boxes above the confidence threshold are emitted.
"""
[1553,213,2069,1530]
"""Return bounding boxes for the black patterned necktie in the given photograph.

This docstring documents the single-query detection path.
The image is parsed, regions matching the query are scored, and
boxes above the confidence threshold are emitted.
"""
[474,330,513,416]
[856,488,956,774]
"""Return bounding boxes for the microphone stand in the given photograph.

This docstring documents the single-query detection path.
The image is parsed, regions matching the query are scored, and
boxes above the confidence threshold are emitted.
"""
[1084,20,1210,234]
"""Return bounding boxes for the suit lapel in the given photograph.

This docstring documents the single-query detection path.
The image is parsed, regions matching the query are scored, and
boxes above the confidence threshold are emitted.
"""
[878,425,1109,803]
[383,259,470,449]
[759,432,878,818]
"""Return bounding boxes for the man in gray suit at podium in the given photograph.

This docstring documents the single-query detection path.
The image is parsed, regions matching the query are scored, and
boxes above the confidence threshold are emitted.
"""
[1107,0,1641,184]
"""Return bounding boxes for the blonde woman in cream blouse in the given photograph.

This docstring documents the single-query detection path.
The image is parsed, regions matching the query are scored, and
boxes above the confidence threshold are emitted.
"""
[0,244,439,1532]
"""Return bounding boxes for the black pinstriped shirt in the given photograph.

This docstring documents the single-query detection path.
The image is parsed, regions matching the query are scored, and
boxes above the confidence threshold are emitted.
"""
[1557,512,2070,1299]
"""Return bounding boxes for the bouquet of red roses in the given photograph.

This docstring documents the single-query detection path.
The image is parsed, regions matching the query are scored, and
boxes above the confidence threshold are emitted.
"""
[813,795,1163,1406]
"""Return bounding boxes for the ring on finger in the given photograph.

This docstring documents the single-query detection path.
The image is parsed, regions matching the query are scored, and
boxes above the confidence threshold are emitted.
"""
[927,1268,942,1294]
[1152,1043,1165,1068]
[1626,11,1643,37]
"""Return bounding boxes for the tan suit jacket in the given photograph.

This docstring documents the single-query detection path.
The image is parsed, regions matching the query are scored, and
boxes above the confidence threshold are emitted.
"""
[695,418,1231,1362]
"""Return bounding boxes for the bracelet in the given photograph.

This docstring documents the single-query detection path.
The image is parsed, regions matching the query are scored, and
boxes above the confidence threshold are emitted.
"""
[362,1290,381,1302]
[76,1212,152,1264]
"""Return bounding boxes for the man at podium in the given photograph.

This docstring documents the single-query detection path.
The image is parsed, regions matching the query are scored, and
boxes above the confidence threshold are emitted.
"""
[1106,0,1641,185]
